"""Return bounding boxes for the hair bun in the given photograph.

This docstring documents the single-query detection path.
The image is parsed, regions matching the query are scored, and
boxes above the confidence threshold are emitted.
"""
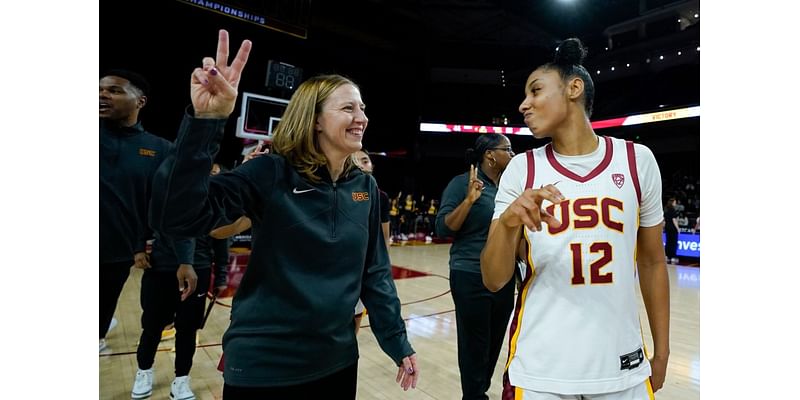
[554,38,588,66]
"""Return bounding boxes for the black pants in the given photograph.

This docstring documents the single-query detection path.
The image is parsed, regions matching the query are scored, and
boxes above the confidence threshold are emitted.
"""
[450,269,515,400]
[390,215,400,236]
[100,261,132,339]
[223,362,358,399]
[401,211,415,235]
[136,267,211,376]
[665,229,679,258]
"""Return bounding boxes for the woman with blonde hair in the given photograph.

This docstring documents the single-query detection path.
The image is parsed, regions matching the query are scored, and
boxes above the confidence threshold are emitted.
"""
[150,30,418,399]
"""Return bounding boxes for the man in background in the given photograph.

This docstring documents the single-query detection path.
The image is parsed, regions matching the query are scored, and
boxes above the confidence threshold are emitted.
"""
[100,69,172,352]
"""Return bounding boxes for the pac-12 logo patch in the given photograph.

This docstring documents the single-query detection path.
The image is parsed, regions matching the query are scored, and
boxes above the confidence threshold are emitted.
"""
[612,173,625,188]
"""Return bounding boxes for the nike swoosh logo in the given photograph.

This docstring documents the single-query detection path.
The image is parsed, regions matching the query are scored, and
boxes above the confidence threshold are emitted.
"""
[540,181,561,188]
[293,187,315,194]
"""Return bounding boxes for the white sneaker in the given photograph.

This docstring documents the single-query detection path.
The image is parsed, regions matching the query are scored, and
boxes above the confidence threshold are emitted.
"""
[99,338,107,353]
[131,368,153,399]
[170,376,195,400]
[107,317,118,334]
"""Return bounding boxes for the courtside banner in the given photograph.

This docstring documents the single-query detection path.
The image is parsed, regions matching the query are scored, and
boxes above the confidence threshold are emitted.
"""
[662,232,700,258]
[420,106,700,134]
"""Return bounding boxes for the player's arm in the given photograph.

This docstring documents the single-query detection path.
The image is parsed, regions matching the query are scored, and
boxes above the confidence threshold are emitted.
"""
[210,216,252,239]
[636,223,670,391]
[481,220,523,291]
[633,143,670,392]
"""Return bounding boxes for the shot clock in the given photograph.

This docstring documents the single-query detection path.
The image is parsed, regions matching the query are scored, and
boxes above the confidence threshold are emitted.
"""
[266,60,302,92]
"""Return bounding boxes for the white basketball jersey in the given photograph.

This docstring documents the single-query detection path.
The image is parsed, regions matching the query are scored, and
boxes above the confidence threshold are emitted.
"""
[505,136,651,394]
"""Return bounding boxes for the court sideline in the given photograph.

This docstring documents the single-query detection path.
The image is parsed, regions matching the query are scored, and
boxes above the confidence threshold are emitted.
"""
[99,243,699,399]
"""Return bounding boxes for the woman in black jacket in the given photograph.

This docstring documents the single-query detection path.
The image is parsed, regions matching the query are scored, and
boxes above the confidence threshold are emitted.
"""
[150,30,418,399]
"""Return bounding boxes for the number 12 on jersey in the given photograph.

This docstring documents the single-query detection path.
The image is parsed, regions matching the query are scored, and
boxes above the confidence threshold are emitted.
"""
[570,242,614,285]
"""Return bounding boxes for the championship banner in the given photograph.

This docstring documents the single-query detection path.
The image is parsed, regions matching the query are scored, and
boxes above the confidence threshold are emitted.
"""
[176,0,308,39]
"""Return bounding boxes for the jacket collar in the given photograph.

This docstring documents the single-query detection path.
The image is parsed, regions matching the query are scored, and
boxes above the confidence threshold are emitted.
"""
[315,164,363,184]
[100,119,145,136]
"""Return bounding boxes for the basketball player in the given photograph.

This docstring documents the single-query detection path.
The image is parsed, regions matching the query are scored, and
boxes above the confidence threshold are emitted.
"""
[481,38,670,399]
[149,30,418,398]
[99,69,172,353]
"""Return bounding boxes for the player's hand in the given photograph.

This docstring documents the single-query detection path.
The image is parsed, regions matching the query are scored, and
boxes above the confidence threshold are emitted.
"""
[132,252,151,269]
[649,354,668,392]
[243,141,269,163]
[177,264,198,301]
[395,354,419,391]
[465,164,485,204]
[191,29,252,119]
[499,184,565,232]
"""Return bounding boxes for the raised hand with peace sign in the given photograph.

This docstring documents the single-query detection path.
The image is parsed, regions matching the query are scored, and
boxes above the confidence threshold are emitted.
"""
[191,29,252,119]
[465,164,486,205]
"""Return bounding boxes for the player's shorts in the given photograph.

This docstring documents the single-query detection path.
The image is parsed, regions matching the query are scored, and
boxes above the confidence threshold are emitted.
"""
[509,379,654,400]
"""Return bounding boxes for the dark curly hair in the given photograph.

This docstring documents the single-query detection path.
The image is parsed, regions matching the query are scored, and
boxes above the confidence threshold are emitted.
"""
[538,37,595,117]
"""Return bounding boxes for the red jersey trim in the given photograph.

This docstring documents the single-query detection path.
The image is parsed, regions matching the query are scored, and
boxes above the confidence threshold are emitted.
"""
[625,140,642,204]
[545,136,613,183]
[525,150,536,190]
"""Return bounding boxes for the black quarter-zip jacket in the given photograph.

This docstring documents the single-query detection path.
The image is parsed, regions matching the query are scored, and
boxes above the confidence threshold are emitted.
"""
[150,113,414,386]
[149,231,195,270]
[100,119,172,263]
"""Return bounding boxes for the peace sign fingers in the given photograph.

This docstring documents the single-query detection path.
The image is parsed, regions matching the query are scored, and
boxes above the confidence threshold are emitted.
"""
[216,29,230,70]
[190,29,252,119]
[466,164,485,203]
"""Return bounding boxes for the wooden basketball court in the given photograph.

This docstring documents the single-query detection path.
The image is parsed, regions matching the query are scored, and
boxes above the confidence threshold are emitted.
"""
[99,243,699,399]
